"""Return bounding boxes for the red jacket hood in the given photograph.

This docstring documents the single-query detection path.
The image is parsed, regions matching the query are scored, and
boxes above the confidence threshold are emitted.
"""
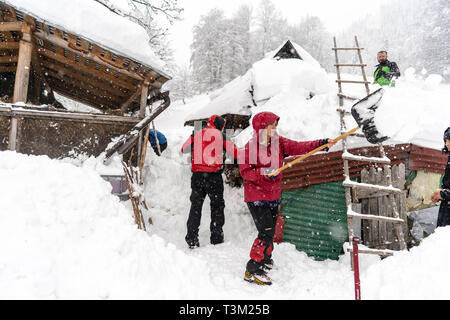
[252,112,280,132]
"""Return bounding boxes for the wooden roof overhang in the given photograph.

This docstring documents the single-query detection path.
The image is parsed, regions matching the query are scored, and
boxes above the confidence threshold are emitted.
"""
[184,113,251,130]
[0,2,171,115]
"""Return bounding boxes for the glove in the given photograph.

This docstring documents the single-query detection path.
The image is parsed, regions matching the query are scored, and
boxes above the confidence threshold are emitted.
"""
[261,167,280,180]
[319,139,330,152]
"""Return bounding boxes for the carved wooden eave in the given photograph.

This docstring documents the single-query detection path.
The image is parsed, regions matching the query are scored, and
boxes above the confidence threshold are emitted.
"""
[0,2,172,115]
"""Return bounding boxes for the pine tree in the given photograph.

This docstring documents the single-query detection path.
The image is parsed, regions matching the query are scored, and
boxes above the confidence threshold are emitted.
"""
[190,9,229,92]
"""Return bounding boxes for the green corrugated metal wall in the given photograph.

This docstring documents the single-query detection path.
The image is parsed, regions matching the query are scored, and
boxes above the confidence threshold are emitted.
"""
[281,181,349,261]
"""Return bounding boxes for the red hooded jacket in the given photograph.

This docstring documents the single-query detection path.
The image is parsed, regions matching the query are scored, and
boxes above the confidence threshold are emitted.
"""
[181,115,239,172]
[239,112,323,203]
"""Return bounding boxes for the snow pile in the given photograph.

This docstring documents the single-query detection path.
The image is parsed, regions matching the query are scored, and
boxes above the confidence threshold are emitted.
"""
[0,151,216,299]
[251,58,333,102]
[233,67,450,150]
[363,226,450,299]
[185,54,333,125]
[5,0,167,74]
[185,72,253,121]
[374,69,450,149]
[1,82,450,298]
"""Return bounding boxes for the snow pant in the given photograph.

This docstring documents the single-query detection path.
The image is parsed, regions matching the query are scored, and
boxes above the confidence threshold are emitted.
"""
[246,203,279,274]
[437,200,450,227]
[185,171,225,245]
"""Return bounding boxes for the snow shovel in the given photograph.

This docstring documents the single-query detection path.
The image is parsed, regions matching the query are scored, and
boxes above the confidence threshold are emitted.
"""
[269,88,388,177]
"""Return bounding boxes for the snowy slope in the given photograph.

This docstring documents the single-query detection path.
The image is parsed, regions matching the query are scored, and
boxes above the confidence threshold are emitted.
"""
[1,66,450,299]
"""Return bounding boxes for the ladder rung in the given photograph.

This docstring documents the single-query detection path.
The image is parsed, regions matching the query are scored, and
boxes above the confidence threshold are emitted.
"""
[336,127,366,138]
[347,212,404,224]
[342,152,391,164]
[337,93,359,101]
[347,247,394,256]
[332,47,364,51]
[343,181,403,194]
[335,64,367,67]
[336,108,351,115]
[336,80,371,84]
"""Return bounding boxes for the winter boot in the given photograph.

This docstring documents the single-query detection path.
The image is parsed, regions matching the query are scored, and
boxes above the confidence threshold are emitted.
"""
[262,258,274,272]
[210,232,224,245]
[186,238,200,249]
[244,270,272,286]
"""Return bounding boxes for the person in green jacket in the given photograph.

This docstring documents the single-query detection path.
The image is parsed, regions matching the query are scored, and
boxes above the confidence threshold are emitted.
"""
[374,51,400,87]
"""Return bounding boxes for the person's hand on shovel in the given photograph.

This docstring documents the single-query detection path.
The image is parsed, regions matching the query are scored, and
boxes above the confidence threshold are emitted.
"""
[431,190,443,203]
[262,167,281,180]
[320,138,337,151]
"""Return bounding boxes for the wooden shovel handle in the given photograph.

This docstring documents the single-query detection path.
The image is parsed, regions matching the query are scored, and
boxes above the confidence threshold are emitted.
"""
[269,126,360,176]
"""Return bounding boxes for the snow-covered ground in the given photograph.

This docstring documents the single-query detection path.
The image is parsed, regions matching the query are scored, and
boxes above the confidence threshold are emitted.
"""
[1,69,449,299]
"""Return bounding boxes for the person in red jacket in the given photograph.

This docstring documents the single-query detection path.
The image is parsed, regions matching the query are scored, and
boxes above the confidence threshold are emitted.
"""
[240,111,335,285]
[181,115,240,249]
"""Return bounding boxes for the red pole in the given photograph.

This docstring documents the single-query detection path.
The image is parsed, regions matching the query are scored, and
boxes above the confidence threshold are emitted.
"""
[352,237,361,300]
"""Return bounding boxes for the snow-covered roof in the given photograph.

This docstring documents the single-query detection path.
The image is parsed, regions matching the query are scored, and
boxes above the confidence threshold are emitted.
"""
[185,40,332,124]
[266,40,321,68]
[4,0,170,78]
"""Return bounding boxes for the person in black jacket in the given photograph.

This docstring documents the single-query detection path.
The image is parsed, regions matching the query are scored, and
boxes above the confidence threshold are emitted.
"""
[374,51,401,87]
[431,127,450,227]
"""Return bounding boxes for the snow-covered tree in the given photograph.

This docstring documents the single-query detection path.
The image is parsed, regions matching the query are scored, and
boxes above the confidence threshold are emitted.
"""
[287,16,333,71]
[250,0,287,61]
[223,4,253,82]
[164,64,194,103]
[340,0,449,81]
[93,0,182,64]
[190,9,230,92]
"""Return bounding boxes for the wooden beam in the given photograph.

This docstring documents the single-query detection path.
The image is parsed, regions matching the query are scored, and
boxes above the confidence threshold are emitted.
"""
[45,70,126,101]
[51,86,112,112]
[139,82,149,118]
[0,21,26,32]
[13,28,32,103]
[0,42,19,49]
[47,78,119,109]
[34,29,164,89]
[0,56,18,63]
[121,85,142,112]
[7,116,21,151]
[0,104,141,125]
[0,66,16,72]
[41,62,129,96]
[34,29,146,82]
[104,91,171,161]
[37,47,138,91]
[30,41,57,105]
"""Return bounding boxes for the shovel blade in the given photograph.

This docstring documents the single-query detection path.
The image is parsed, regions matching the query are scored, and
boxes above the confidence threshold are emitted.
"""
[351,88,389,144]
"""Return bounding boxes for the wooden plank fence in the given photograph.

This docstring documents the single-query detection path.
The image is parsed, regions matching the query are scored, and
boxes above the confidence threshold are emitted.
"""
[357,164,407,250]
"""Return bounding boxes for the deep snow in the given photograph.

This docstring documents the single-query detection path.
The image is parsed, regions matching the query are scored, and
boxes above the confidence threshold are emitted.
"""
[2,69,450,299]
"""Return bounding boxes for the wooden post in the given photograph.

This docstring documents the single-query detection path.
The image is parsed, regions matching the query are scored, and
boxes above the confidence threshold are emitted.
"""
[139,82,150,119]
[9,25,32,151]
[137,82,150,164]
[13,25,32,103]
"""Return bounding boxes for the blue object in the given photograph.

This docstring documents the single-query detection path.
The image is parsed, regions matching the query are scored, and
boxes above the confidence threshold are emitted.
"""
[147,129,167,146]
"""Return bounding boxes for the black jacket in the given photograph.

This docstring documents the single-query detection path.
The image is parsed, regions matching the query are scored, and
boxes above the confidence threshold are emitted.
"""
[374,60,401,82]
[437,155,450,227]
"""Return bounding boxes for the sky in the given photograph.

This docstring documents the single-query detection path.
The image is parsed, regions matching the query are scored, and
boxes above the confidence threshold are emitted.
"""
[169,0,391,66]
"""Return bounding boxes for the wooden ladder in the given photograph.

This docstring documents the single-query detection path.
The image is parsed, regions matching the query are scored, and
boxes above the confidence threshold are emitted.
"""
[333,36,407,267]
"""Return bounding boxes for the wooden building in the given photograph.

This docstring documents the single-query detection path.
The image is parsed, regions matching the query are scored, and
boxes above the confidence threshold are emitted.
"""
[0,1,171,161]
[279,143,448,260]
